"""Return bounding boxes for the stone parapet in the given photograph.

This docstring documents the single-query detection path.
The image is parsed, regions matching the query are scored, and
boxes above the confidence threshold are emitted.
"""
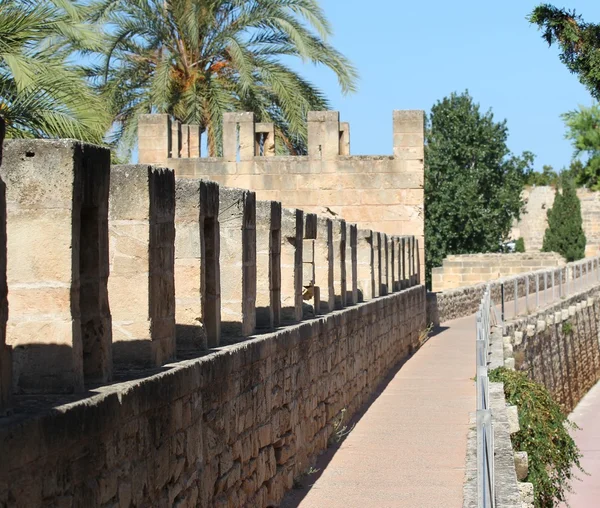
[0,138,423,449]
[432,252,565,292]
[0,286,426,507]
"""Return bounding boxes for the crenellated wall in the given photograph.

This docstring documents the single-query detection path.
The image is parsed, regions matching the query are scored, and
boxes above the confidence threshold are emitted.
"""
[137,110,426,279]
[0,136,425,507]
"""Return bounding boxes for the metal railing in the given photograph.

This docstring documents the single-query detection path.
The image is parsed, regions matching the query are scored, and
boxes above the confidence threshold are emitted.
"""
[498,256,600,322]
[475,255,600,507]
[476,286,495,508]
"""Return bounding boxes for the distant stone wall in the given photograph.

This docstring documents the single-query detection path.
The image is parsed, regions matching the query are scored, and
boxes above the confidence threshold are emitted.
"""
[512,186,600,258]
[504,288,600,413]
[431,253,565,292]
[0,287,425,507]
[138,110,426,279]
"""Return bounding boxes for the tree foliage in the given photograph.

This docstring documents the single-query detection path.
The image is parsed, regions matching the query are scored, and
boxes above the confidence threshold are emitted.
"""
[524,164,560,187]
[0,0,108,142]
[425,91,532,286]
[515,237,525,253]
[542,176,586,261]
[530,4,600,100]
[562,104,600,189]
[490,368,583,508]
[88,0,358,157]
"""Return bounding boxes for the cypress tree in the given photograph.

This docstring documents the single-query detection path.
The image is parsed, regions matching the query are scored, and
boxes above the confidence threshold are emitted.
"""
[542,178,586,261]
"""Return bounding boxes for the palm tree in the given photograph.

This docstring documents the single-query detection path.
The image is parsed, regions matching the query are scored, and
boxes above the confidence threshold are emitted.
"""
[0,0,108,142]
[90,0,358,157]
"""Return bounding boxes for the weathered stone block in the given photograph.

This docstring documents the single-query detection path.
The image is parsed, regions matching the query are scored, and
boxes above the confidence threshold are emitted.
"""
[175,179,221,352]
[280,208,303,324]
[219,187,256,338]
[110,164,175,368]
[256,200,282,330]
[3,140,112,392]
[514,451,528,481]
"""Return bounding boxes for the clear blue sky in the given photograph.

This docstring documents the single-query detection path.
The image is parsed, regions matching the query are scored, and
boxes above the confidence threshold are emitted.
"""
[287,0,600,171]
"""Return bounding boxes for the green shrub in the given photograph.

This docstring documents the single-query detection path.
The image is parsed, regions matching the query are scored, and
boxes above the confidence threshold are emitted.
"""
[515,237,525,253]
[489,368,583,507]
[542,177,586,261]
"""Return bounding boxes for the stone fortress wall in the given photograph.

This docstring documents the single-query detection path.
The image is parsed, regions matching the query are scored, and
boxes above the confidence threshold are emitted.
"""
[511,186,600,257]
[431,252,565,292]
[0,113,426,507]
[137,110,425,279]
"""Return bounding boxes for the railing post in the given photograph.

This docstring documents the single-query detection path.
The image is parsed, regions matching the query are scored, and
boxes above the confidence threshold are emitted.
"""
[544,271,548,305]
[501,283,505,324]
[514,278,518,318]
[552,270,555,302]
[525,276,529,313]
[535,273,539,310]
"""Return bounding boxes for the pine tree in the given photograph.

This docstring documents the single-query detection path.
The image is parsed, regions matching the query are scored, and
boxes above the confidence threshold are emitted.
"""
[542,178,586,261]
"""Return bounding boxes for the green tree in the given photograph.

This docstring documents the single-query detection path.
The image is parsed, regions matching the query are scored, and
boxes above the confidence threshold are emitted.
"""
[524,164,560,186]
[562,104,600,189]
[425,91,532,286]
[515,237,526,253]
[0,0,107,142]
[88,0,359,157]
[542,176,586,261]
[530,5,600,100]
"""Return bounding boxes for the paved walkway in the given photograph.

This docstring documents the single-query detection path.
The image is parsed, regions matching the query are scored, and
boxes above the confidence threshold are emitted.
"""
[563,380,600,507]
[282,314,475,508]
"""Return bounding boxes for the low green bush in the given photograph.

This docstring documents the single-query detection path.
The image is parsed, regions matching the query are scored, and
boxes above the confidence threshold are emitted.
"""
[489,368,583,507]
[515,237,525,253]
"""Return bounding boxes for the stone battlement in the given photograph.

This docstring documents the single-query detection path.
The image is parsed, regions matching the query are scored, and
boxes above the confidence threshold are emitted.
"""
[431,252,565,292]
[0,129,425,506]
[0,135,421,409]
[137,110,425,278]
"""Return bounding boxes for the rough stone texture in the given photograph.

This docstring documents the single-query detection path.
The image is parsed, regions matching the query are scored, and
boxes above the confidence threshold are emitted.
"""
[432,252,565,292]
[255,200,281,330]
[174,179,220,353]
[332,219,347,309]
[109,165,175,368]
[463,332,525,508]
[512,186,600,258]
[514,452,528,481]
[490,382,523,508]
[0,119,9,413]
[219,187,256,339]
[427,266,570,325]
[138,110,426,278]
[315,217,334,314]
[280,208,303,324]
[505,289,600,413]
[0,286,425,508]
[2,140,112,393]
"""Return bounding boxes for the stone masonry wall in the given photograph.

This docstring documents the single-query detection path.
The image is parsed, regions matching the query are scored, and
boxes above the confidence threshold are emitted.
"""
[431,253,565,292]
[137,110,426,279]
[427,259,599,325]
[504,288,600,413]
[0,136,425,507]
[0,287,425,508]
[511,186,600,258]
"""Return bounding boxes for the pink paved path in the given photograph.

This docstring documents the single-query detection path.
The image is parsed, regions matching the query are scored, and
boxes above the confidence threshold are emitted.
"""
[563,380,600,507]
[283,314,475,508]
